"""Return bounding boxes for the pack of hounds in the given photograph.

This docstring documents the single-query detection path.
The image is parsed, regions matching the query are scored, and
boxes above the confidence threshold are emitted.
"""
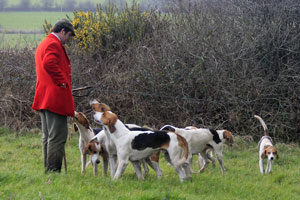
[72,99,279,182]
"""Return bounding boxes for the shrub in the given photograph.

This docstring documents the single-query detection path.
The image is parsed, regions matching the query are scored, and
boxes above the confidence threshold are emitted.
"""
[43,1,160,58]
[2,0,300,143]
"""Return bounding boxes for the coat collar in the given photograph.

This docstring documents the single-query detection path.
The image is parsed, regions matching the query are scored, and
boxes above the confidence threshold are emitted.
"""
[47,34,70,64]
[51,32,61,41]
[48,33,61,43]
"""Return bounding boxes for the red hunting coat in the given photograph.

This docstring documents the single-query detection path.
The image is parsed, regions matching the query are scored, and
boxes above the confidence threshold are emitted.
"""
[32,34,75,116]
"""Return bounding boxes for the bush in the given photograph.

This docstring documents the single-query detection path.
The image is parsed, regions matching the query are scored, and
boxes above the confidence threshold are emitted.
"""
[43,1,161,58]
[70,0,300,142]
[1,0,300,142]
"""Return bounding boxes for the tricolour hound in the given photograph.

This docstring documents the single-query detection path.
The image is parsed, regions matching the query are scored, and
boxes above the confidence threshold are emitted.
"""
[90,100,162,179]
[160,125,233,174]
[255,115,279,174]
[73,111,108,176]
[91,101,190,182]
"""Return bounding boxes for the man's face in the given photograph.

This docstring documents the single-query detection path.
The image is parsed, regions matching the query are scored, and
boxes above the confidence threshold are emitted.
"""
[59,29,73,44]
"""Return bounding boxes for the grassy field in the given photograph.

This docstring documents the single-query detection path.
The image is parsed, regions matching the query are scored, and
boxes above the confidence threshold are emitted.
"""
[0,33,44,48]
[5,0,141,7]
[0,12,73,31]
[0,12,73,48]
[1,127,300,199]
[6,0,105,7]
[0,0,141,48]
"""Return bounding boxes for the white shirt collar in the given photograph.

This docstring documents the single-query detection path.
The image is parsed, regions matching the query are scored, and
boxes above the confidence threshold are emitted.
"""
[51,32,61,41]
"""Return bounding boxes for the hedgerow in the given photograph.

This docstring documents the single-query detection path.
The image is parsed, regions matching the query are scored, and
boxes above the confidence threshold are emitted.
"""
[1,0,300,142]
[44,2,161,57]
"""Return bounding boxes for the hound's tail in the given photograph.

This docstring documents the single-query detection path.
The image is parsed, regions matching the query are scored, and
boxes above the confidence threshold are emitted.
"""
[254,115,268,136]
[175,134,189,168]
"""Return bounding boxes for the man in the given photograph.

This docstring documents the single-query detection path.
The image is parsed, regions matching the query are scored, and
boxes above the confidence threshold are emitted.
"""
[32,19,75,173]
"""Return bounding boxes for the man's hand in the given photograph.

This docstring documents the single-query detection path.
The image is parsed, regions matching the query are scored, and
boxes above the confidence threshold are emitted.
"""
[58,83,67,88]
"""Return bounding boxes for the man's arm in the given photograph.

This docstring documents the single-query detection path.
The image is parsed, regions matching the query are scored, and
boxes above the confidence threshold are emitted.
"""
[43,43,68,87]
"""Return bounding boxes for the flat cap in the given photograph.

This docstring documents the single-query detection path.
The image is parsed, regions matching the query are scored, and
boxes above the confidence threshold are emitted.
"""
[52,19,75,36]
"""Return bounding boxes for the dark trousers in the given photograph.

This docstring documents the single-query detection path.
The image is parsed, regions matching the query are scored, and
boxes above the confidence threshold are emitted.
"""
[39,110,68,172]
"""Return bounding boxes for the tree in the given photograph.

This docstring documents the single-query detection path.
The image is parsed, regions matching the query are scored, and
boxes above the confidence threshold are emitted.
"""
[63,0,76,11]
[41,0,54,11]
[78,0,94,11]
[19,0,31,11]
[104,0,126,9]
[0,0,7,11]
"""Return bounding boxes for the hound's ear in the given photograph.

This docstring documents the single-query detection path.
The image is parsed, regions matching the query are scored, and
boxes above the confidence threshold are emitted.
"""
[83,118,90,129]
[261,150,266,159]
[102,111,117,133]
[83,143,91,155]
[107,112,117,133]
[100,145,104,153]
[224,130,234,146]
[73,123,78,132]
[274,150,279,160]
[108,119,116,133]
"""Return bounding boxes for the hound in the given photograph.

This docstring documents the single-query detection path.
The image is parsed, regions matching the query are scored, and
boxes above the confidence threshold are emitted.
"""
[90,100,162,179]
[73,111,108,176]
[191,126,234,172]
[83,132,108,176]
[124,126,163,179]
[87,124,161,178]
[182,126,217,169]
[160,125,233,174]
[91,101,189,182]
[255,115,279,174]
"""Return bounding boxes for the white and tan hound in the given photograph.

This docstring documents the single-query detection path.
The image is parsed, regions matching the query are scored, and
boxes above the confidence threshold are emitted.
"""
[255,115,279,174]
[73,112,108,176]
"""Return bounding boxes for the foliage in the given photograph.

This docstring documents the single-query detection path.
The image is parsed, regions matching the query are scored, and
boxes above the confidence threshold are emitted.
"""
[71,1,159,56]
[43,19,52,36]
[1,0,300,142]
[0,33,44,48]
[41,1,159,57]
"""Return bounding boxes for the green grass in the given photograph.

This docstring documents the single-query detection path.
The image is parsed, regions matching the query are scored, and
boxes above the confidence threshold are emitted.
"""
[6,0,105,7]
[0,12,74,31]
[0,33,45,48]
[5,0,141,8]
[1,128,300,199]
[0,12,73,48]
